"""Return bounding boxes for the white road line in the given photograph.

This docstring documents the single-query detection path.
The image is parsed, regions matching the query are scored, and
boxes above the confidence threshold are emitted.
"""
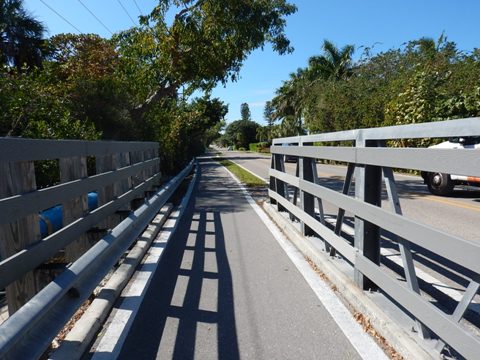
[221,166,388,360]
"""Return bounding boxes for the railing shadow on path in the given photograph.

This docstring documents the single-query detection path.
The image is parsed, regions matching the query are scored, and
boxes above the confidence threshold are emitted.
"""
[115,163,240,360]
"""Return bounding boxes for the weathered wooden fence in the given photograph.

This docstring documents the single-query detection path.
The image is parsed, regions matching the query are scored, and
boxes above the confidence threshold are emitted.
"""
[269,117,480,359]
[0,138,194,358]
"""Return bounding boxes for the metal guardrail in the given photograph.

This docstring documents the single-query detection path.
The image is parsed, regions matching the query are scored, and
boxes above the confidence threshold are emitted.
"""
[0,137,195,359]
[269,117,480,359]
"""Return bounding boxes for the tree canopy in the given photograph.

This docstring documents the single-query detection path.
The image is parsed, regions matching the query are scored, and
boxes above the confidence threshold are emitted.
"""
[0,0,46,70]
[240,103,251,122]
[267,35,480,143]
[1,0,297,173]
[115,0,297,121]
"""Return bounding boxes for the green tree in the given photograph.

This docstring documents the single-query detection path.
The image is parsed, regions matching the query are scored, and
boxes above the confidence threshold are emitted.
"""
[270,68,308,135]
[114,0,297,122]
[263,100,276,140]
[241,102,251,122]
[154,96,228,173]
[223,119,259,149]
[256,126,268,142]
[307,40,355,81]
[0,0,46,70]
[0,68,99,139]
[45,34,135,139]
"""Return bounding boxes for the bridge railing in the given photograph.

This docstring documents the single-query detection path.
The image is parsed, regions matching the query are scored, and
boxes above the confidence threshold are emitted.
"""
[0,137,194,358]
[269,117,480,359]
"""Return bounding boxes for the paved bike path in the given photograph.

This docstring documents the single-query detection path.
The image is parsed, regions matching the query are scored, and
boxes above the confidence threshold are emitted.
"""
[111,158,371,359]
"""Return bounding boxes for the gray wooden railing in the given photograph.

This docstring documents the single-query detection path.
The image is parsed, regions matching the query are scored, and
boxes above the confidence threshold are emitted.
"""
[269,117,480,359]
[0,138,194,359]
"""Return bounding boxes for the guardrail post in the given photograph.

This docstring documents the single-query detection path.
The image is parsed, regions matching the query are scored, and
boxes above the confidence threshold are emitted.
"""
[269,155,277,205]
[354,139,382,290]
[0,161,45,314]
[273,153,287,212]
[300,142,315,236]
[60,156,90,262]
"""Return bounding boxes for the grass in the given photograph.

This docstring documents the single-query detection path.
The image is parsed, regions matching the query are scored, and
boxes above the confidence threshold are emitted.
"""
[217,158,266,187]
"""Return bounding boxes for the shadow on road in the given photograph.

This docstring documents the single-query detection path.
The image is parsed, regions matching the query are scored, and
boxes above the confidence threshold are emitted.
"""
[117,173,240,359]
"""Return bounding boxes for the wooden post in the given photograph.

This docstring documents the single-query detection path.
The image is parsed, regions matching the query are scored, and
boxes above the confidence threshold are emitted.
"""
[0,161,46,315]
[117,152,132,211]
[143,148,153,193]
[96,153,124,229]
[59,156,90,263]
[130,150,146,209]
[152,146,161,187]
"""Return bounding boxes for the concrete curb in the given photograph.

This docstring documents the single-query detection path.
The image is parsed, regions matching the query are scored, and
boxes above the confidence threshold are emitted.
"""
[262,201,435,360]
[49,204,174,360]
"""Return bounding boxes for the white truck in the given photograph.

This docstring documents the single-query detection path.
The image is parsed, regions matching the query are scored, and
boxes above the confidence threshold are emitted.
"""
[421,136,480,196]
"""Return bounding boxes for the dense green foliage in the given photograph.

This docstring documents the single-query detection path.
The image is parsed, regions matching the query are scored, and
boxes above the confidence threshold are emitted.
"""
[240,103,251,122]
[1,0,296,174]
[268,36,480,142]
[222,119,259,149]
[1,0,46,70]
[249,142,269,153]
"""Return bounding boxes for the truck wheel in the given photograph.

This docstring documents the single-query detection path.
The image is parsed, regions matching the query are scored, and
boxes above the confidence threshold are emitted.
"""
[427,172,454,196]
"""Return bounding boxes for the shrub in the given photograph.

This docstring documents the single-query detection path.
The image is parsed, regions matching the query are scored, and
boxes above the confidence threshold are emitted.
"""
[249,142,269,152]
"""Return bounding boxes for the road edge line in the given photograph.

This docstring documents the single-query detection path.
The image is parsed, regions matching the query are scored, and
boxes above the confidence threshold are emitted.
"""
[220,164,394,360]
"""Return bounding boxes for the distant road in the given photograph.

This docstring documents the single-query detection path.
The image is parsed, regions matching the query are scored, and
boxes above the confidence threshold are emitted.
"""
[222,150,480,243]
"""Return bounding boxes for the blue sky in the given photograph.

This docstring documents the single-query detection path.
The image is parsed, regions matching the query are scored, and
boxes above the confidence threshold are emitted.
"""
[24,0,480,125]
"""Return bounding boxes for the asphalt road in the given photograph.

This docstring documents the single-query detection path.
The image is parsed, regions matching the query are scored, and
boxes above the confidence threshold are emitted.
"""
[222,150,480,242]
[114,158,369,359]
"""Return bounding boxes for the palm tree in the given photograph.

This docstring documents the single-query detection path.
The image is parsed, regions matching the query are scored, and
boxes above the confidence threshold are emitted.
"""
[270,68,308,135]
[410,35,457,64]
[0,0,46,70]
[256,126,268,142]
[308,39,355,81]
[276,116,303,137]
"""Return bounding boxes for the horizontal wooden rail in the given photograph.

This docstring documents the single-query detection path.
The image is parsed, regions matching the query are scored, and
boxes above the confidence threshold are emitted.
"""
[0,138,157,162]
[0,137,160,315]
[0,172,161,290]
[0,158,158,224]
